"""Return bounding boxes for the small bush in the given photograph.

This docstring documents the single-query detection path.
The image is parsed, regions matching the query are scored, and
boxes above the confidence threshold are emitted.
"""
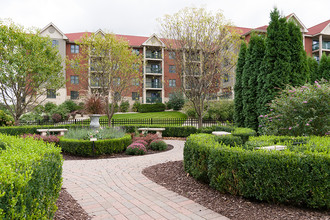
[133,139,148,148]
[51,113,62,123]
[231,127,256,143]
[168,91,185,110]
[50,104,70,121]
[133,133,159,144]
[62,100,80,113]
[125,142,147,155]
[214,134,242,147]
[132,101,140,112]
[149,139,167,151]
[138,103,166,113]
[120,100,130,112]
[0,110,14,126]
[44,102,57,113]
[109,103,119,113]
[21,134,60,145]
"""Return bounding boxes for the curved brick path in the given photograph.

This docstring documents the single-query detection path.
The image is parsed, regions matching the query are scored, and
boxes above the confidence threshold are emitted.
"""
[62,140,229,220]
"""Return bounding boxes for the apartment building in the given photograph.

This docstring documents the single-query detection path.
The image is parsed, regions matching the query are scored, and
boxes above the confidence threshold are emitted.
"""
[39,23,236,105]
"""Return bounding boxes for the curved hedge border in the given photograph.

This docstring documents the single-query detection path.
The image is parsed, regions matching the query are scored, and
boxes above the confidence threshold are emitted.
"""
[184,134,330,209]
[59,134,132,156]
[0,134,63,219]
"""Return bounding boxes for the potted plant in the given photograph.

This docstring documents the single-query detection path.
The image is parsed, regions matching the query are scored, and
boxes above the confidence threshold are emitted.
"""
[84,94,104,129]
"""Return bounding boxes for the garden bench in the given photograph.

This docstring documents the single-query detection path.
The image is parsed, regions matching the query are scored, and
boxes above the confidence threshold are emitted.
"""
[37,128,68,136]
[138,128,165,138]
[212,131,231,136]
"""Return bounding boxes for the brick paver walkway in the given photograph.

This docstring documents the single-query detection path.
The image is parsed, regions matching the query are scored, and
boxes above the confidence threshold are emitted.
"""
[62,140,229,220]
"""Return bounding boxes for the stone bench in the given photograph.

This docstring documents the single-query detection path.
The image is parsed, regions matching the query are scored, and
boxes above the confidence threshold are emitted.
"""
[37,128,68,136]
[212,131,231,136]
[138,128,165,138]
[255,145,287,151]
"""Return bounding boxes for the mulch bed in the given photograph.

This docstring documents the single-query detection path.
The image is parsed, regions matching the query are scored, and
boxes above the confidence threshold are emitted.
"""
[142,160,330,220]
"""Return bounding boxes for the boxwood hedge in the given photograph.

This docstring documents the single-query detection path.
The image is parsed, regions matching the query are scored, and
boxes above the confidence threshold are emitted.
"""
[184,134,330,209]
[59,134,132,156]
[0,134,63,219]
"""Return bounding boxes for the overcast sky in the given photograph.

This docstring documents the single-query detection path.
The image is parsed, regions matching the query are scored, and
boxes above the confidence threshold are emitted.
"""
[1,0,329,36]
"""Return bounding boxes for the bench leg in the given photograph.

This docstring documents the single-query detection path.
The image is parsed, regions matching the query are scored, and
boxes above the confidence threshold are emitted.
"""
[60,131,64,136]
[156,131,162,138]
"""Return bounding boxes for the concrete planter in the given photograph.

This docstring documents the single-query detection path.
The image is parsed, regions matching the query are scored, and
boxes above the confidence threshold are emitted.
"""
[89,114,101,130]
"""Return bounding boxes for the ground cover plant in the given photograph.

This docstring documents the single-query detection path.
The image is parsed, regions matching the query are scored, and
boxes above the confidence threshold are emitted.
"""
[63,127,126,140]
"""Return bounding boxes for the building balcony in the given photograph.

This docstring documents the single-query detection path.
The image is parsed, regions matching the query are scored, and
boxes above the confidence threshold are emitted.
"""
[145,67,162,74]
[146,97,162,103]
[145,51,162,59]
[145,82,162,89]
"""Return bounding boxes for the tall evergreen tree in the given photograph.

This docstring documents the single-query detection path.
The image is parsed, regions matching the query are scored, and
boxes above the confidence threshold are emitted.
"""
[234,41,247,127]
[307,56,319,82]
[258,8,291,115]
[287,21,309,86]
[318,53,330,81]
[242,34,265,130]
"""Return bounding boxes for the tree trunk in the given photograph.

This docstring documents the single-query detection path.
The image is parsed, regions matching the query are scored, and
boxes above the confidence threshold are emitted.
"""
[198,115,203,129]
[106,99,115,127]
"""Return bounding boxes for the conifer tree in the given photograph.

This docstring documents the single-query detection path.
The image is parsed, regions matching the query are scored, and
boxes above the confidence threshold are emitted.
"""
[318,53,330,81]
[258,8,291,115]
[234,41,247,127]
[287,21,309,86]
[307,56,319,82]
[242,34,265,130]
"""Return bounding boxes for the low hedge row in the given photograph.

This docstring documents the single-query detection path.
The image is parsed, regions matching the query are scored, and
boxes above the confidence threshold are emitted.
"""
[184,134,329,209]
[59,134,132,156]
[138,103,166,113]
[0,134,63,219]
[121,125,198,137]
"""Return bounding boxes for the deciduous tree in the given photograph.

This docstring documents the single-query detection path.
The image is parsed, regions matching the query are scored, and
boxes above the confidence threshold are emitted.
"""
[159,7,241,128]
[0,20,64,125]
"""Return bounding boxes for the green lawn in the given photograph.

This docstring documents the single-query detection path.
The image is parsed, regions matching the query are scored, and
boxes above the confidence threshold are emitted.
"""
[101,111,187,120]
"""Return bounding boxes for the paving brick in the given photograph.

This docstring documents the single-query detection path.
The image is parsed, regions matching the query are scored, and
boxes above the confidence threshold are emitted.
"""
[62,140,229,220]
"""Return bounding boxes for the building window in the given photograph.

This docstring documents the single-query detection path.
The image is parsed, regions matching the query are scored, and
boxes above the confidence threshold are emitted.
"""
[70,75,79,84]
[71,45,79,53]
[169,79,176,87]
[114,92,121,101]
[71,91,79,100]
[52,40,59,48]
[169,65,176,73]
[47,89,56,98]
[223,73,229,82]
[169,51,176,59]
[132,92,139,101]
[132,48,140,55]
[132,78,139,86]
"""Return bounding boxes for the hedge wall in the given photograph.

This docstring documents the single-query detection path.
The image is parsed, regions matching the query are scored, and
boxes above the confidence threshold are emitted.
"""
[138,103,166,113]
[121,125,198,137]
[184,134,330,209]
[59,134,132,156]
[0,134,63,219]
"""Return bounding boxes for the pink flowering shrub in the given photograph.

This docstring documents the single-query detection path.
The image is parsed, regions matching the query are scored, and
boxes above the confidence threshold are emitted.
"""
[149,139,167,151]
[21,134,60,144]
[259,80,329,136]
[133,133,159,145]
[133,139,148,148]
[125,142,147,155]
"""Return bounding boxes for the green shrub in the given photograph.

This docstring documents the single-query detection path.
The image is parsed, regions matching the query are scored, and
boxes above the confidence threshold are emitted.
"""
[138,103,166,113]
[120,125,197,137]
[214,134,243,147]
[133,139,148,148]
[125,142,147,155]
[19,112,43,123]
[62,100,80,113]
[59,134,131,156]
[184,133,330,209]
[231,127,256,143]
[165,101,172,110]
[0,134,62,219]
[198,124,236,134]
[168,91,185,110]
[132,101,141,112]
[0,110,14,126]
[50,104,70,121]
[120,100,130,112]
[44,102,57,113]
[259,81,330,136]
[149,139,167,151]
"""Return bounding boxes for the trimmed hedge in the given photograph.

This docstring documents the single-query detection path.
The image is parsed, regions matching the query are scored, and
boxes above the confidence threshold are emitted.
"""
[214,134,243,147]
[184,134,330,209]
[121,125,198,137]
[138,103,166,113]
[59,134,132,156]
[231,127,256,143]
[0,134,63,219]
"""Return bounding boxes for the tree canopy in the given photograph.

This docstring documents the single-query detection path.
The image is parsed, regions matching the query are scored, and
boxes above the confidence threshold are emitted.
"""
[159,7,241,128]
[0,20,64,124]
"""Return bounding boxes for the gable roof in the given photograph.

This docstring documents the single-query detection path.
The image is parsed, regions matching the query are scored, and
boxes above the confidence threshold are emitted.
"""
[40,22,68,40]
[307,19,330,36]
[233,26,252,35]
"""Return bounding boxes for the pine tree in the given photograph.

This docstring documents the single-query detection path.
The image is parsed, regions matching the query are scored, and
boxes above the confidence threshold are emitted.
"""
[258,8,291,115]
[318,53,330,81]
[242,34,265,130]
[287,21,309,86]
[307,56,319,82]
[234,41,247,127]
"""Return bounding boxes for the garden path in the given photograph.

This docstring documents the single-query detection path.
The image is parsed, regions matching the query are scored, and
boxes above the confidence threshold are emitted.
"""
[62,140,228,220]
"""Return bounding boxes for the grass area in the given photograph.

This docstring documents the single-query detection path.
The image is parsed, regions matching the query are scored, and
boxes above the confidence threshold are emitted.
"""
[100,111,187,120]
